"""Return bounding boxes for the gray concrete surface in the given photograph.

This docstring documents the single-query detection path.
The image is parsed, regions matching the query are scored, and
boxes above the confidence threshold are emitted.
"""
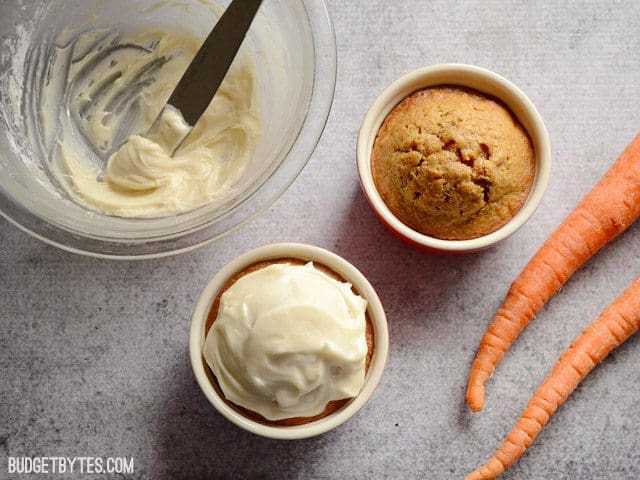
[2,1,640,478]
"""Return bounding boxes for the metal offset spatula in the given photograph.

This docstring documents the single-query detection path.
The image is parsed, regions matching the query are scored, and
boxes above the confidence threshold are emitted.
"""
[142,0,263,154]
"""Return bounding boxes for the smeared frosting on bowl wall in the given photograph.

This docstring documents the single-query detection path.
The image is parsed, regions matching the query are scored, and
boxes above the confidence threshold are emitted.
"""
[52,28,261,217]
[203,262,369,421]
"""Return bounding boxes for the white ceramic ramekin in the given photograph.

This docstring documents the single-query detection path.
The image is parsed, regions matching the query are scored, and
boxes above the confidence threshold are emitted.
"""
[189,243,389,439]
[357,64,551,254]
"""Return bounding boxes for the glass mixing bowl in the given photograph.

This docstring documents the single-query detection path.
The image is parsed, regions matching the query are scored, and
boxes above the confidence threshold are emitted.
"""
[0,0,336,259]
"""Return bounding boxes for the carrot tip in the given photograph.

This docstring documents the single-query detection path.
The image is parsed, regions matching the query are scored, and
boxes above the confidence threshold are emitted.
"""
[466,384,485,412]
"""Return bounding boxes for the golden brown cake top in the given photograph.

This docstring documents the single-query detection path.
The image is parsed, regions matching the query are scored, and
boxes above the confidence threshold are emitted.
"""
[371,86,535,240]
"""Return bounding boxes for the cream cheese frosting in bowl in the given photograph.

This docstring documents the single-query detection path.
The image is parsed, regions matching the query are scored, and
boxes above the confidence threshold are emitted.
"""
[0,0,336,258]
[190,244,389,439]
[62,60,261,217]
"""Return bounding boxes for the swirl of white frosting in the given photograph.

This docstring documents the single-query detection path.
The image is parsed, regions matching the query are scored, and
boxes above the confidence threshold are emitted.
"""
[203,262,368,421]
[59,30,261,217]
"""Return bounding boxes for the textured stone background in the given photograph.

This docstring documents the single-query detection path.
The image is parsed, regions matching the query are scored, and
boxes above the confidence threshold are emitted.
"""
[1,1,640,479]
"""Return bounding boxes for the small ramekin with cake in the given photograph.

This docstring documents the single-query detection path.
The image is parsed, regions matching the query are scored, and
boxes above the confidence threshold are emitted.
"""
[357,64,551,253]
[189,243,388,439]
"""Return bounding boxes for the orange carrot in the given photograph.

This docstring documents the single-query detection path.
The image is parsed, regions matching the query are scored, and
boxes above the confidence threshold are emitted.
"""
[466,277,640,480]
[467,134,640,412]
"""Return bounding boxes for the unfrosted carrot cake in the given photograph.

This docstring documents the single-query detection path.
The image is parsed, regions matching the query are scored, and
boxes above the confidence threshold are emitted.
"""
[371,86,535,240]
